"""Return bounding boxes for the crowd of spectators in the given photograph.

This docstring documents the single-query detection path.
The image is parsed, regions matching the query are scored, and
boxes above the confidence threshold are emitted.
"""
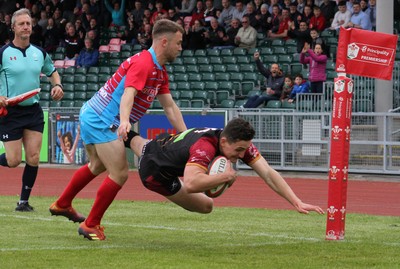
[0,0,385,106]
[0,0,379,53]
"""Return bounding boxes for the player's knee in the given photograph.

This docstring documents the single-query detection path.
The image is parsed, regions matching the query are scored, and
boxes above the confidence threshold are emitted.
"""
[7,157,22,168]
[25,152,40,166]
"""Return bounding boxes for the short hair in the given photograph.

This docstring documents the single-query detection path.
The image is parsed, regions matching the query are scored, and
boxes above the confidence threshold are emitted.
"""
[221,118,255,143]
[295,73,303,79]
[12,8,31,26]
[152,19,184,38]
[338,1,347,6]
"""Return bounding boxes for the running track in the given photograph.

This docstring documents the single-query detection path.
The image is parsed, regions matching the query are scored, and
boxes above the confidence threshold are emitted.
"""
[1,166,399,216]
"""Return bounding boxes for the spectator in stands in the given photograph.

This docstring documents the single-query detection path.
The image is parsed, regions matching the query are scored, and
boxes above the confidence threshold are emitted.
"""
[31,3,41,20]
[344,1,372,30]
[297,0,306,14]
[81,9,93,30]
[309,6,326,32]
[234,15,257,49]
[254,3,271,33]
[319,0,336,26]
[242,52,284,108]
[190,1,205,27]
[244,2,257,28]
[288,2,302,29]
[204,0,218,21]
[53,8,66,29]
[4,14,14,42]
[131,0,145,25]
[309,28,328,56]
[330,1,351,31]
[75,18,86,40]
[268,0,282,14]
[38,10,48,30]
[301,5,313,25]
[186,19,207,50]
[151,1,168,25]
[223,18,240,47]
[75,37,99,68]
[63,24,83,60]
[88,0,101,19]
[268,7,290,39]
[119,17,139,45]
[288,20,311,53]
[104,0,126,28]
[269,4,281,33]
[43,17,61,53]
[287,74,310,103]
[30,17,43,47]
[0,14,8,46]
[87,18,100,37]
[218,0,235,28]
[167,8,180,21]
[138,23,153,50]
[204,17,226,48]
[280,75,294,101]
[363,0,376,29]
[300,42,327,93]
[232,0,247,21]
[176,0,196,18]
[86,29,100,49]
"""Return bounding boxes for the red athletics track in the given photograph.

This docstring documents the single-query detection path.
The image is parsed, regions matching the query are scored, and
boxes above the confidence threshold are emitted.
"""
[1,166,399,216]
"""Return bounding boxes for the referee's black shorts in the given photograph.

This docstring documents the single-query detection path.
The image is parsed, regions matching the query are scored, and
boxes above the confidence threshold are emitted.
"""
[0,103,44,142]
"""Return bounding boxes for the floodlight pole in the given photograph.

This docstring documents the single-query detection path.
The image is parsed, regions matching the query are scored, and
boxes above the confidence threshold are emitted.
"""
[325,74,354,240]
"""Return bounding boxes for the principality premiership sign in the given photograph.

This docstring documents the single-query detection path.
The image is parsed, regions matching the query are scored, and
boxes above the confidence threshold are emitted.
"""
[336,27,398,80]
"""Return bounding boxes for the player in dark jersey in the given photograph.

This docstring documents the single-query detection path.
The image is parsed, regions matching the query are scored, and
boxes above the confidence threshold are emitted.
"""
[129,118,325,215]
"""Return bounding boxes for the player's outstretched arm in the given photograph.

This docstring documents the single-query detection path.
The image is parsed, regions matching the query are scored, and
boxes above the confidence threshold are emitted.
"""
[250,156,324,215]
[158,94,187,132]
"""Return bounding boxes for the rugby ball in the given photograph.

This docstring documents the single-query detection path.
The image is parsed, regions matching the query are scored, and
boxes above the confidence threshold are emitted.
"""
[205,156,230,198]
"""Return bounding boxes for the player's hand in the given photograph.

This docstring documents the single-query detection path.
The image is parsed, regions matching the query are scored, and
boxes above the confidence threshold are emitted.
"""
[51,85,64,101]
[225,161,237,186]
[117,121,131,141]
[0,96,7,107]
[295,201,325,215]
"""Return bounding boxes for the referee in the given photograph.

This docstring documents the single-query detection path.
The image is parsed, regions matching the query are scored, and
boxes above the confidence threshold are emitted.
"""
[0,8,64,211]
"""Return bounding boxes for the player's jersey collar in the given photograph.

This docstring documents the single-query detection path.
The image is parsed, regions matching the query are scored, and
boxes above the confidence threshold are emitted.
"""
[148,47,162,70]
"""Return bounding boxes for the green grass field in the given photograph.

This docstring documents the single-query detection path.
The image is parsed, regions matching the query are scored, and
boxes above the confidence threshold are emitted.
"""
[0,195,399,269]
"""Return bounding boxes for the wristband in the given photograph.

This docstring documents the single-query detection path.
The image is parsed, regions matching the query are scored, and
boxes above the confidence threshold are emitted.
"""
[54,83,63,90]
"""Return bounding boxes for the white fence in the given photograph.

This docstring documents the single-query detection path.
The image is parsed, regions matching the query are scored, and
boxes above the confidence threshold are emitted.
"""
[227,109,400,175]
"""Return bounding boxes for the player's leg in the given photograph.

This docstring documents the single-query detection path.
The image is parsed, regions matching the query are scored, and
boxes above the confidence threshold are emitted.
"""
[50,144,104,223]
[0,139,23,167]
[166,181,214,214]
[15,129,43,210]
[79,139,128,240]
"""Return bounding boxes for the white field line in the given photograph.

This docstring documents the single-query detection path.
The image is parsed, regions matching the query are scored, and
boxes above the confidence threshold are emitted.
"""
[0,213,324,252]
[1,213,399,252]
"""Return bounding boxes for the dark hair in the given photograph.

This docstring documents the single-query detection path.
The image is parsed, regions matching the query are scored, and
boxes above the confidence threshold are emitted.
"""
[338,1,346,6]
[295,73,303,79]
[62,132,74,147]
[152,19,184,38]
[221,118,255,143]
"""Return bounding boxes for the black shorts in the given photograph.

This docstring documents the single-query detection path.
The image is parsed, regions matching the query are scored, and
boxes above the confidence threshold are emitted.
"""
[138,141,182,196]
[0,103,44,142]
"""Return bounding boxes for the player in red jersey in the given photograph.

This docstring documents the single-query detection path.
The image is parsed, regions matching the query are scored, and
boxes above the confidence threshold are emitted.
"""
[49,19,187,240]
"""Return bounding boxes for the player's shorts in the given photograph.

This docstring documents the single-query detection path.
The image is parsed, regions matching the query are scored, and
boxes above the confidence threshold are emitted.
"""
[138,139,182,196]
[79,102,118,144]
[0,103,44,142]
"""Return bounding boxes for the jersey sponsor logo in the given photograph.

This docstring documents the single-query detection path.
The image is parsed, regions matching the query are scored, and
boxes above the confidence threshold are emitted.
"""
[2,134,8,139]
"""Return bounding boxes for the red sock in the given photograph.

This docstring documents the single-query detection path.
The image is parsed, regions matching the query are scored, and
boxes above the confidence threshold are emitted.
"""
[57,164,96,208]
[85,176,122,227]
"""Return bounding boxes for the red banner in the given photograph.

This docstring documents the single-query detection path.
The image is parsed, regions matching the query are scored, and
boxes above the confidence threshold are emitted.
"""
[336,27,398,80]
